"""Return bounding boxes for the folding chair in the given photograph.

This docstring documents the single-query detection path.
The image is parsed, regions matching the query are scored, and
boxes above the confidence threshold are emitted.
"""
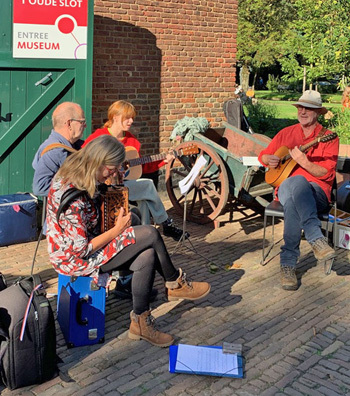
[261,181,337,275]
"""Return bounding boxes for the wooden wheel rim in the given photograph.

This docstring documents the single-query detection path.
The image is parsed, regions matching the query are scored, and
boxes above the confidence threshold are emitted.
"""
[165,140,229,224]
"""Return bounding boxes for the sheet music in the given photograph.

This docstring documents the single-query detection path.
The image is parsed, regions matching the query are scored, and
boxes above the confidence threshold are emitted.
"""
[175,344,239,376]
[179,155,207,195]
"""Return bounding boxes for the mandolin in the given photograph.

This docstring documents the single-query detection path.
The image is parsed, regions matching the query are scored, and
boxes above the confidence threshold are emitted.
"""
[122,144,199,180]
[265,132,338,188]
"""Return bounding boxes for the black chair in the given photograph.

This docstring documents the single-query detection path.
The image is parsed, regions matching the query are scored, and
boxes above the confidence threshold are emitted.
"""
[261,181,337,275]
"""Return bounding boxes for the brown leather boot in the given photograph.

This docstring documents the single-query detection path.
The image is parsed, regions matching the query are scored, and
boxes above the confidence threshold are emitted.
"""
[280,265,298,291]
[310,237,336,262]
[128,310,174,347]
[165,268,211,301]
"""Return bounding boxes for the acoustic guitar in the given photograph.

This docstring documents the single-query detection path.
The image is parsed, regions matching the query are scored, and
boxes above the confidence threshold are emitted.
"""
[122,144,199,180]
[265,132,338,188]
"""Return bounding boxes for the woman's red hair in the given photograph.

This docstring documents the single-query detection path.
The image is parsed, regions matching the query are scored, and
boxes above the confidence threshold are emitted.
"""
[103,100,137,128]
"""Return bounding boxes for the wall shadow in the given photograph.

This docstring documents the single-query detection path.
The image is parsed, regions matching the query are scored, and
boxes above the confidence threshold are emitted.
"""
[92,16,162,156]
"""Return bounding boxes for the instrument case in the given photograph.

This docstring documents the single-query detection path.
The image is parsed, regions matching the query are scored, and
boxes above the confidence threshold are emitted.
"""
[0,193,38,247]
[57,274,106,348]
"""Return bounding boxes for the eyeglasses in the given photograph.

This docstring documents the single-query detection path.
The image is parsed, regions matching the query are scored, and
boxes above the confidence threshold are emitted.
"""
[296,106,315,112]
[104,166,118,176]
[69,118,87,126]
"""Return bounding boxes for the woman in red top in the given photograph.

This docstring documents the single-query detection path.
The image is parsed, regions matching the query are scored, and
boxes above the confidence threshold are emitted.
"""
[83,100,187,240]
[47,135,210,347]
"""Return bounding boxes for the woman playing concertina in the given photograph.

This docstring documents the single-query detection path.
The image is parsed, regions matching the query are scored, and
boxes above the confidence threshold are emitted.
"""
[46,135,210,347]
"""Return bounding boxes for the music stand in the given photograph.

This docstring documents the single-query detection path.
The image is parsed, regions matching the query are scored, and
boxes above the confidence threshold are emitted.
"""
[170,156,218,266]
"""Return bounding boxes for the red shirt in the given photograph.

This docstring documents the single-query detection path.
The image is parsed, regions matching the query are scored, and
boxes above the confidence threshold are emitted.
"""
[82,127,165,174]
[46,178,135,279]
[258,123,339,202]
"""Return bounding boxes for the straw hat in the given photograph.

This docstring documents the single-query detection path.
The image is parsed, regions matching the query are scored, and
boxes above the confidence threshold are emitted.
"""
[292,90,328,115]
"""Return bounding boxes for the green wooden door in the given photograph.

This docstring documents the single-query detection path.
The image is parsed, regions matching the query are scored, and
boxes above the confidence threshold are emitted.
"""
[0,0,94,195]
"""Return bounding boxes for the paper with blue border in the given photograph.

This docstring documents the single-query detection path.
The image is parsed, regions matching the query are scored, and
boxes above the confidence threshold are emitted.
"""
[169,344,243,378]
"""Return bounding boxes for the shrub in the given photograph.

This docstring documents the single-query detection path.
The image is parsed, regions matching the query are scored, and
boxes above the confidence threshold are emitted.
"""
[318,84,338,94]
[320,108,350,144]
[266,75,281,91]
[244,101,278,136]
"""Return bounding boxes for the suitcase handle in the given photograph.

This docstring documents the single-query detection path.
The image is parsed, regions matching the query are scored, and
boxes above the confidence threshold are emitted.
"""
[76,296,89,325]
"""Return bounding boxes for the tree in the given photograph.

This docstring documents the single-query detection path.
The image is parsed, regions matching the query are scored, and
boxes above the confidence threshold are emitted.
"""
[237,0,350,90]
[236,0,296,90]
[280,0,350,88]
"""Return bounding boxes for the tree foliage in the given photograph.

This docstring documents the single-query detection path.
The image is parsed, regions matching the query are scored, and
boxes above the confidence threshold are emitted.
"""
[237,0,350,86]
[237,0,296,71]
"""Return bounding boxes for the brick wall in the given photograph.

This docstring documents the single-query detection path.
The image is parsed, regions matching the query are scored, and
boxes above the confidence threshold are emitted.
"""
[92,0,238,156]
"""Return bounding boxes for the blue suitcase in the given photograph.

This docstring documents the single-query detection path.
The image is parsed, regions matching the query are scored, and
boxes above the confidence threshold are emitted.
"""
[57,274,106,348]
[0,193,38,247]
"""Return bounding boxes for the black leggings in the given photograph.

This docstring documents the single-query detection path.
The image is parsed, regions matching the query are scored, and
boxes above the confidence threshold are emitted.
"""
[100,226,179,314]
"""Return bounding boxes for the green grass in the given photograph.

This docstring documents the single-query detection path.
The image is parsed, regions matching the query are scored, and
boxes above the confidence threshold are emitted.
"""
[246,90,343,138]
[255,90,342,104]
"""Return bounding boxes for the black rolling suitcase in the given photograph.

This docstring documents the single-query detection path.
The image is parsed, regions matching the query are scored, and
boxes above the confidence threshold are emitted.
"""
[0,275,57,390]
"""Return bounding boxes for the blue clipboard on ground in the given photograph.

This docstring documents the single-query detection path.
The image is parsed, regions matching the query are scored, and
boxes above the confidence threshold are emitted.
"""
[169,344,244,378]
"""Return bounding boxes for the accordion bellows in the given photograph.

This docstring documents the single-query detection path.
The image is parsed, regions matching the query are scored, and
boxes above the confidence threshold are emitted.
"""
[100,186,129,232]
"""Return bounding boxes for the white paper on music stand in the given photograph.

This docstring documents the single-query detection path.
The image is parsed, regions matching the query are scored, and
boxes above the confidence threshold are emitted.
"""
[179,155,207,195]
[175,344,239,376]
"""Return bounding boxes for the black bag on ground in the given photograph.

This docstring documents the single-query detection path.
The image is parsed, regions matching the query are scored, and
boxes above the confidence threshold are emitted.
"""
[0,275,57,390]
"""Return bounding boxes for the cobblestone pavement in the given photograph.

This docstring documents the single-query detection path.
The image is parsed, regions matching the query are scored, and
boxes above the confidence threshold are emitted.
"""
[1,199,350,396]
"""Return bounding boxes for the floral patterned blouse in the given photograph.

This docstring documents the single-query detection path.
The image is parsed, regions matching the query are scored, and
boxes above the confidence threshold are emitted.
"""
[46,177,136,282]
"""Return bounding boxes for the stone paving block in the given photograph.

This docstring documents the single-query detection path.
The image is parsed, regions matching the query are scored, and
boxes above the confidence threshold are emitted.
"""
[293,381,324,396]
[142,372,176,393]
[116,373,154,394]
[329,358,350,370]
[297,354,323,371]
[70,378,109,396]
[41,383,82,396]
[164,376,206,396]
[303,372,344,393]
[249,379,269,390]
[1,203,350,396]
[101,375,135,394]
[317,386,345,396]
[259,386,280,396]
[320,340,345,357]
[283,387,306,396]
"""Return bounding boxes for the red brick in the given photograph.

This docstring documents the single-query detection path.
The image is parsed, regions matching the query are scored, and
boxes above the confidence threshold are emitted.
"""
[92,0,238,156]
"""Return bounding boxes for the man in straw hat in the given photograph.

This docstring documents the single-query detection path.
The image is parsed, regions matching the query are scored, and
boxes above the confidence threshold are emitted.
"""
[258,90,339,290]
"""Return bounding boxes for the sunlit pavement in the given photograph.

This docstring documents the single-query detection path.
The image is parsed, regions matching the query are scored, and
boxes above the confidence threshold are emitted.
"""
[1,198,349,396]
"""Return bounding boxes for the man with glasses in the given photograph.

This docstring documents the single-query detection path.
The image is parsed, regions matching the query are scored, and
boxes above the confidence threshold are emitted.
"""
[32,102,86,196]
[258,90,339,291]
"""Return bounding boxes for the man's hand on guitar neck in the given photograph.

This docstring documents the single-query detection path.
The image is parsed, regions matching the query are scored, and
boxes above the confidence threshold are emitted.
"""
[261,154,280,169]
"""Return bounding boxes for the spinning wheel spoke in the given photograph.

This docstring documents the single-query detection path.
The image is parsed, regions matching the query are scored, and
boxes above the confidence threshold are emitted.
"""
[198,190,205,214]
[201,191,217,211]
[202,184,222,199]
[175,193,185,205]
[171,168,188,179]
[201,159,216,178]
[189,188,198,213]
[166,141,229,224]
